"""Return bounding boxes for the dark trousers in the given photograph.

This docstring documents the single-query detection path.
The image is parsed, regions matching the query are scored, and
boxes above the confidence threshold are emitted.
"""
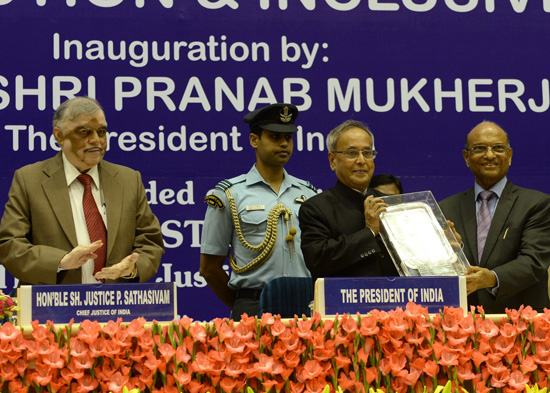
[230,288,262,321]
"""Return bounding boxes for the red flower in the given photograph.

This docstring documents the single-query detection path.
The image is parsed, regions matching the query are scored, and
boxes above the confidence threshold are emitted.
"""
[106,371,130,393]
[158,342,177,362]
[334,348,351,369]
[225,335,246,355]
[383,309,409,335]
[74,374,99,393]
[219,376,238,393]
[8,379,27,393]
[338,370,357,391]
[281,350,300,369]
[126,317,146,337]
[0,322,21,342]
[296,359,323,382]
[138,330,155,352]
[520,355,538,373]
[0,362,17,381]
[388,352,407,374]
[531,327,550,343]
[405,301,429,320]
[474,379,493,393]
[217,321,235,343]
[423,360,439,378]
[441,307,462,333]
[341,314,358,335]
[68,337,88,358]
[437,348,459,367]
[520,305,538,322]
[490,369,511,388]
[41,348,65,369]
[102,318,122,337]
[71,353,94,370]
[271,319,287,337]
[29,363,53,386]
[60,362,84,382]
[366,367,380,385]
[288,380,305,393]
[30,321,52,343]
[143,354,162,373]
[304,376,328,393]
[456,362,476,381]
[492,336,514,355]
[399,367,421,387]
[499,322,518,340]
[478,318,499,341]
[295,319,314,340]
[359,315,380,336]
[173,367,192,386]
[508,369,530,390]
[192,351,215,374]
[189,323,207,343]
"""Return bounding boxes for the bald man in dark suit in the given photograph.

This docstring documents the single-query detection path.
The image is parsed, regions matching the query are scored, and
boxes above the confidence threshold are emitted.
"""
[439,121,550,314]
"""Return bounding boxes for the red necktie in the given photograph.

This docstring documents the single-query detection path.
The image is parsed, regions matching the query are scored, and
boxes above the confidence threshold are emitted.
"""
[77,174,107,278]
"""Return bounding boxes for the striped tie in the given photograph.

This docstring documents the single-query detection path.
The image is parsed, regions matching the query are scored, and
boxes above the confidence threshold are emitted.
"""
[477,190,496,262]
[77,174,107,279]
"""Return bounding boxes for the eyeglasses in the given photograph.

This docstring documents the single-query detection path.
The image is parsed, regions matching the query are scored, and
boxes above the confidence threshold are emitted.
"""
[467,144,509,156]
[68,127,108,139]
[331,149,378,160]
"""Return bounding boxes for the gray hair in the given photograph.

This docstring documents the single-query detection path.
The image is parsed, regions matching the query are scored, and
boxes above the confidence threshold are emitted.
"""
[326,120,375,152]
[464,120,510,150]
[53,97,104,130]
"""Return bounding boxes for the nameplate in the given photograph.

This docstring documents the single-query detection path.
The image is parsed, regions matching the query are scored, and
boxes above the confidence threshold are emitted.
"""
[18,282,177,326]
[314,276,466,316]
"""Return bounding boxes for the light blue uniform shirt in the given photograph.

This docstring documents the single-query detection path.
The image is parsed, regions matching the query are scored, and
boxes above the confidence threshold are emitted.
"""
[201,165,317,290]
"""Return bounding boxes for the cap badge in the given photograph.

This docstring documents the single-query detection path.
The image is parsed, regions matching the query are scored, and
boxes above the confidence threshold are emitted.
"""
[280,106,292,123]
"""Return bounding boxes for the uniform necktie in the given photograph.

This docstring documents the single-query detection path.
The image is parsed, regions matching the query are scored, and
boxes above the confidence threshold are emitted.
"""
[477,190,496,262]
[77,174,107,278]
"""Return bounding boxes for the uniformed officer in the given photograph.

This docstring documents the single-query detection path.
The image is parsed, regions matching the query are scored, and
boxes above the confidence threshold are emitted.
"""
[199,103,317,321]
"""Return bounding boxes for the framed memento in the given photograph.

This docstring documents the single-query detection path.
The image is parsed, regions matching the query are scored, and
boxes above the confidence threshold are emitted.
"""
[379,191,470,277]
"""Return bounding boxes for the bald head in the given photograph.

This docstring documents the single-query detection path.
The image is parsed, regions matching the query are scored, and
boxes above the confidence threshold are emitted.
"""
[465,121,510,150]
[462,121,513,190]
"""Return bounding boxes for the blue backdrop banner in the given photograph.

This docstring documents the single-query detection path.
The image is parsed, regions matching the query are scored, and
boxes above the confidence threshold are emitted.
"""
[0,1,548,321]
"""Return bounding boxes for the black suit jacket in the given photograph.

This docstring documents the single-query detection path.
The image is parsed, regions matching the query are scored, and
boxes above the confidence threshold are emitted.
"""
[439,180,550,313]
[299,180,398,283]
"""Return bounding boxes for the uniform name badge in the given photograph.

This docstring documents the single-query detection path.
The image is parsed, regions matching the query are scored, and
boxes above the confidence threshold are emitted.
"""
[246,205,265,211]
[378,191,470,277]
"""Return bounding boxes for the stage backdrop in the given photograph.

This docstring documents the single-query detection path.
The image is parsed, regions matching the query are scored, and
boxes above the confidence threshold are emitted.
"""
[1,1,549,321]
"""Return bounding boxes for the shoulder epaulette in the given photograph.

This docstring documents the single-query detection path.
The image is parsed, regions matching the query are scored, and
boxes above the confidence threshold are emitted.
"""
[215,175,246,192]
[298,180,317,193]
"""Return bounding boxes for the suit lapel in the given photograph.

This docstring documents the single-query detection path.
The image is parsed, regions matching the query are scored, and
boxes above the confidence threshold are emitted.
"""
[99,162,123,263]
[42,154,78,248]
[459,189,479,265]
[480,181,517,266]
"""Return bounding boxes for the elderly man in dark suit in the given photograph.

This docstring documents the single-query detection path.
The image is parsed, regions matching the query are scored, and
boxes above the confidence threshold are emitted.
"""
[439,121,550,314]
[0,97,164,285]
[299,120,399,284]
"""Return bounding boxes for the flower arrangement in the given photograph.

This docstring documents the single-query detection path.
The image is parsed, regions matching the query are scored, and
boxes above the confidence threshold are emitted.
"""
[0,302,550,393]
[0,289,18,323]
